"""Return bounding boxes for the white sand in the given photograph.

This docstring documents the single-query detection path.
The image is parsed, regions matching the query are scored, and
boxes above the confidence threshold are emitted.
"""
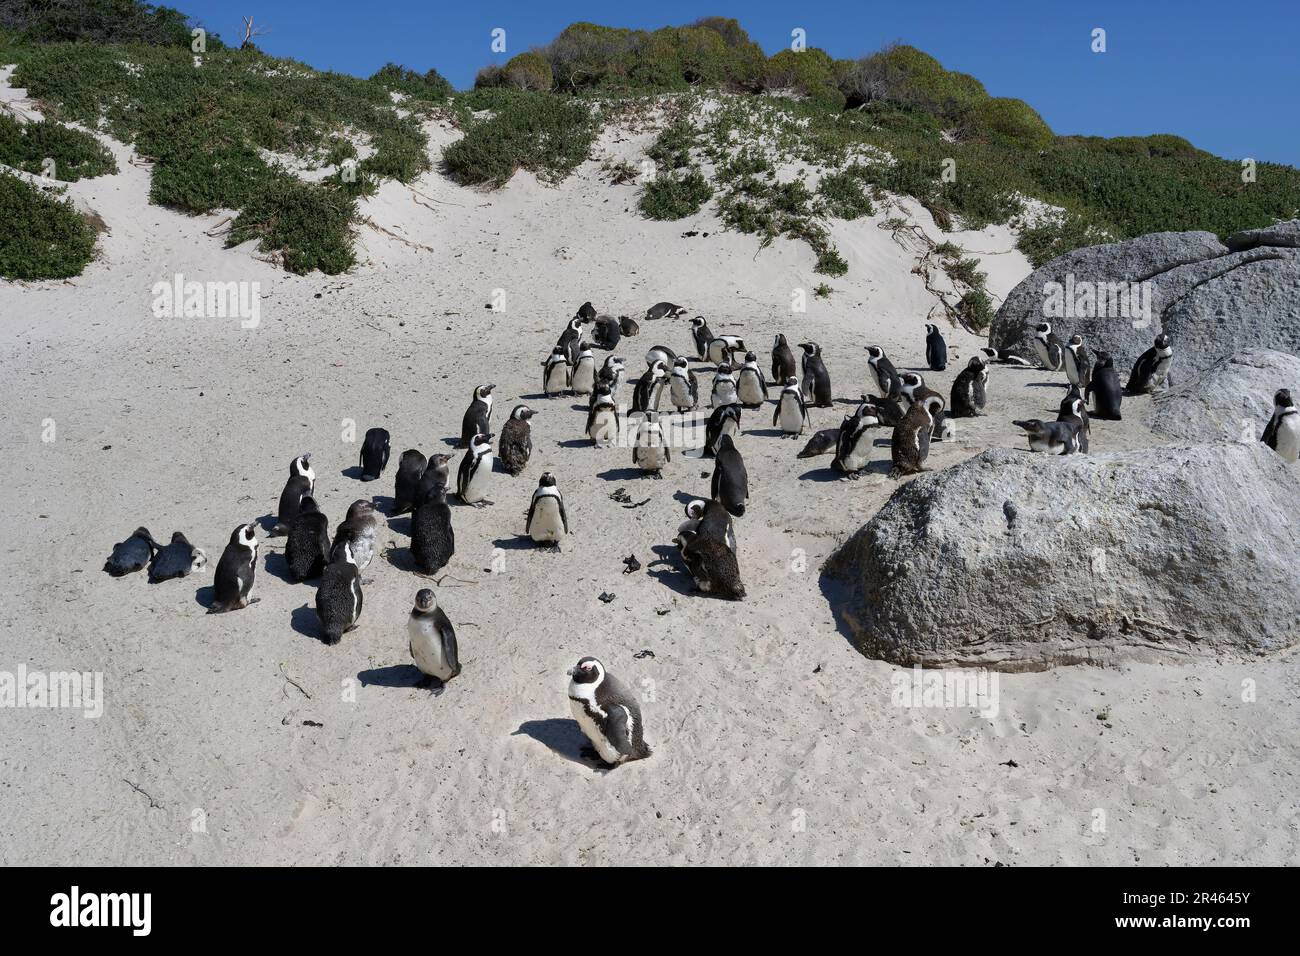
[2,81,1297,866]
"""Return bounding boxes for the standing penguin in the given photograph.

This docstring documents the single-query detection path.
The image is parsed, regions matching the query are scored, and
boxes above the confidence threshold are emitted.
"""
[798,342,833,408]
[925,324,948,371]
[690,316,714,360]
[1032,322,1065,372]
[950,356,989,417]
[866,345,901,400]
[586,386,620,446]
[668,356,700,412]
[833,407,875,478]
[556,316,585,365]
[1126,333,1174,394]
[1262,388,1300,463]
[411,483,455,575]
[598,355,626,400]
[706,336,745,366]
[712,433,749,517]
[632,361,668,413]
[208,523,259,613]
[456,432,495,506]
[271,454,315,536]
[567,657,652,765]
[408,588,459,693]
[702,403,741,457]
[416,453,452,506]
[104,527,156,577]
[1062,334,1092,391]
[1057,390,1090,454]
[499,405,537,476]
[148,531,207,583]
[772,333,798,384]
[526,472,569,546]
[358,427,390,481]
[633,410,671,476]
[392,449,428,515]
[890,396,938,477]
[571,344,596,396]
[458,384,495,449]
[736,352,770,408]
[576,301,597,321]
[315,541,362,645]
[1087,351,1123,420]
[330,499,383,572]
[774,376,809,437]
[710,363,740,409]
[542,346,571,397]
[284,495,331,582]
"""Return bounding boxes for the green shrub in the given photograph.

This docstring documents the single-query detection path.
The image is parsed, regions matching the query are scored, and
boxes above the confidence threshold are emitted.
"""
[443,92,597,186]
[646,119,697,170]
[0,114,116,180]
[839,44,986,117]
[956,288,993,330]
[226,176,356,274]
[1015,214,1110,268]
[963,97,1054,149]
[815,246,848,276]
[639,169,712,219]
[945,256,986,288]
[818,170,873,219]
[0,172,97,279]
[476,51,553,91]
[370,63,453,103]
[3,0,220,48]
[764,49,845,108]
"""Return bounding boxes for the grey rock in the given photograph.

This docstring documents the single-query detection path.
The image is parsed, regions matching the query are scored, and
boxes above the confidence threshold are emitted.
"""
[1150,349,1300,443]
[991,221,1300,377]
[823,443,1300,670]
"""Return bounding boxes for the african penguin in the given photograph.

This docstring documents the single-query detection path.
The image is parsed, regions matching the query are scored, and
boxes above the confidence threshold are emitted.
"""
[1013,419,1081,455]
[702,403,741,458]
[1062,334,1092,391]
[417,453,452,506]
[677,498,737,554]
[458,384,495,449]
[571,344,596,396]
[557,317,584,365]
[710,363,739,409]
[632,411,671,476]
[633,360,668,413]
[1057,391,1090,454]
[590,314,622,351]
[208,523,259,613]
[736,351,769,408]
[645,302,687,321]
[1262,388,1300,463]
[772,333,798,384]
[409,588,460,692]
[284,495,331,582]
[526,472,569,546]
[1126,333,1174,394]
[950,356,989,417]
[567,657,652,765]
[712,433,749,517]
[499,405,537,476]
[315,541,362,645]
[576,301,597,322]
[678,530,746,600]
[690,316,714,360]
[1032,322,1065,372]
[411,482,455,575]
[619,316,640,337]
[833,407,875,478]
[866,345,901,400]
[925,323,948,371]
[271,454,315,536]
[669,356,700,412]
[457,432,494,506]
[586,386,620,446]
[330,499,383,572]
[706,335,745,366]
[104,527,156,577]
[645,344,678,369]
[797,428,841,459]
[598,355,626,399]
[774,376,809,436]
[798,342,832,407]
[890,396,938,476]
[392,449,428,515]
[148,531,207,583]
[1086,351,1123,420]
[358,427,390,481]
[543,346,571,396]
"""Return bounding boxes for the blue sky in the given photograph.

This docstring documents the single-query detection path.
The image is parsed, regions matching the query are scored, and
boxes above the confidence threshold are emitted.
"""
[178,0,1300,166]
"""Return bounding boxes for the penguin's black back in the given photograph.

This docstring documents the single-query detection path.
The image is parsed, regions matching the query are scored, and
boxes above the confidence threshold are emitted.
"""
[411,495,455,575]
[286,511,330,582]
[360,428,390,479]
[316,561,360,644]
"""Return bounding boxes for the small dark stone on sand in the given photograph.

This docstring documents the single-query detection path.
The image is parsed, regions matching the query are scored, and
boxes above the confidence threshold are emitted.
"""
[623,554,641,573]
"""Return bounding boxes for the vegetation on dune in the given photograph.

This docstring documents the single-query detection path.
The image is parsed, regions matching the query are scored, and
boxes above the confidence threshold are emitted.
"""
[442,90,598,186]
[0,172,97,279]
[0,0,219,48]
[0,112,117,180]
[639,168,712,220]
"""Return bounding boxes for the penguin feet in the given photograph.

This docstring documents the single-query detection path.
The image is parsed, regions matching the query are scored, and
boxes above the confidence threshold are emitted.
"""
[579,745,602,762]
[472,499,495,509]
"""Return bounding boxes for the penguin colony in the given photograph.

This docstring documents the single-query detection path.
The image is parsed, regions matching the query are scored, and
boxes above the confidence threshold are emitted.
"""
[102,302,1298,768]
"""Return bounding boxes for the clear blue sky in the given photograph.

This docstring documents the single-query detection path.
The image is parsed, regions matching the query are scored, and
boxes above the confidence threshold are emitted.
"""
[178,0,1300,166]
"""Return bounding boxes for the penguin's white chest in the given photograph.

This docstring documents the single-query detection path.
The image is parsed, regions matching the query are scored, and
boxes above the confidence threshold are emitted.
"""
[635,429,669,470]
[670,376,694,409]
[589,409,617,445]
[778,395,804,432]
[571,359,595,394]
[737,371,764,404]
[1033,338,1056,369]
[839,430,871,471]
[1275,416,1300,462]
[1063,350,1081,385]
[409,618,454,680]
[570,696,621,764]
[545,362,569,393]
[529,496,566,542]
[712,380,738,408]
[462,454,493,502]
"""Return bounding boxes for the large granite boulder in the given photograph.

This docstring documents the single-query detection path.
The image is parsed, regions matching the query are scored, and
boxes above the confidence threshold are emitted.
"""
[1150,349,1300,442]
[991,222,1300,376]
[823,443,1300,671]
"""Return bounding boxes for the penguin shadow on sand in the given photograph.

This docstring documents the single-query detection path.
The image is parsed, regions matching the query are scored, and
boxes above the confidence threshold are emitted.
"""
[746,427,787,439]
[645,543,696,597]
[382,542,421,573]
[255,513,280,535]
[597,466,646,482]
[512,717,606,770]
[555,438,590,449]
[290,604,331,643]
[356,663,427,690]
[798,446,892,483]
[340,464,374,481]
[491,534,538,552]
[193,584,217,611]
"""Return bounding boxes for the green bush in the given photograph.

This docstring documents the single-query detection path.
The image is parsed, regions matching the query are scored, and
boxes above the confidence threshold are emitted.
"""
[818,170,873,219]
[0,114,116,180]
[370,63,453,103]
[839,44,986,117]
[3,0,220,48]
[443,92,597,186]
[639,169,712,219]
[226,175,356,275]
[956,288,993,330]
[646,119,697,170]
[0,172,97,279]
[963,97,1054,149]
[764,49,844,108]
[1015,214,1110,268]
[476,51,553,91]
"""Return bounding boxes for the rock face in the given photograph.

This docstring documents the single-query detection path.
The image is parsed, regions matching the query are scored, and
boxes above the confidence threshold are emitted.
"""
[823,444,1300,671]
[1150,349,1300,443]
[991,221,1300,377]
